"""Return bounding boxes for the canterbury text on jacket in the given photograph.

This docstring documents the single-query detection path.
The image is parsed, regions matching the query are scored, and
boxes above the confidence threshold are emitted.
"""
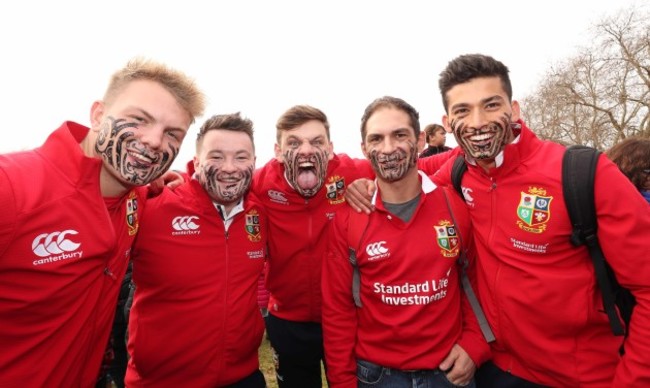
[434,122,650,387]
[251,153,451,323]
[0,122,143,387]
[125,179,268,387]
[322,172,490,387]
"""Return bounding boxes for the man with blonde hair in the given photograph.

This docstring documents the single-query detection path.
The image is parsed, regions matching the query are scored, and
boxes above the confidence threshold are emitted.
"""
[0,58,205,387]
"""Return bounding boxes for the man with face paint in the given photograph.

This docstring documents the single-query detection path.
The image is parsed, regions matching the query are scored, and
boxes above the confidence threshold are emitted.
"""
[321,96,490,388]
[251,105,453,387]
[250,105,370,387]
[345,54,650,387]
[0,58,205,387]
[125,113,268,387]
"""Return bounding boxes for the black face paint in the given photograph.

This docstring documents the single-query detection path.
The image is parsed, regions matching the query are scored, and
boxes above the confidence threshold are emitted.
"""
[451,113,512,160]
[283,147,330,197]
[95,116,176,185]
[367,140,417,182]
[199,162,253,204]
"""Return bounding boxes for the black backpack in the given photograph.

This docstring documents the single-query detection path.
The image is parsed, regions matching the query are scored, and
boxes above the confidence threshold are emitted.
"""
[451,145,635,338]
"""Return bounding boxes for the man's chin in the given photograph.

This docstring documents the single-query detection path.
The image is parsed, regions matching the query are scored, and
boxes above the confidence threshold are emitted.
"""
[296,184,320,197]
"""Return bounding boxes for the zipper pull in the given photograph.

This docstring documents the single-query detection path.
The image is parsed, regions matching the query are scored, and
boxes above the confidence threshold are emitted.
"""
[104,267,117,280]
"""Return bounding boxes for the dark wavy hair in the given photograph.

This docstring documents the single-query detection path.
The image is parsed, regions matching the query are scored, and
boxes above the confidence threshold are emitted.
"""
[606,137,650,191]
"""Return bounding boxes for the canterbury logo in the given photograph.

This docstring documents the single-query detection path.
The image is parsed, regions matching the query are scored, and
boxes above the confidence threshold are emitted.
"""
[172,216,200,231]
[268,190,288,203]
[461,186,475,205]
[32,230,81,257]
[366,241,388,257]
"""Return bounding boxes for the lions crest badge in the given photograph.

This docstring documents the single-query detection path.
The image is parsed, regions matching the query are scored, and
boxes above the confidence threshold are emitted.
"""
[435,220,459,258]
[516,187,552,233]
[245,209,262,242]
[326,175,346,204]
[126,191,139,236]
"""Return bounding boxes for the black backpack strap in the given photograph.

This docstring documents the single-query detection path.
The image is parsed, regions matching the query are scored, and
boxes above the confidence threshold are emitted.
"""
[451,155,467,201]
[562,145,625,336]
[442,189,495,343]
[348,211,370,308]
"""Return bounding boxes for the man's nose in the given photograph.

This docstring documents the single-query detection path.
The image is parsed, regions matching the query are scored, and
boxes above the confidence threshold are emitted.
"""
[139,125,164,151]
[468,110,488,130]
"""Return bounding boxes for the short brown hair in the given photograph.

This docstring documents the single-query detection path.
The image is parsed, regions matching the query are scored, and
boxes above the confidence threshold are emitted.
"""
[196,112,254,152]
[423,124,445,143]
[276,105,330,143]
[606,137,650,191]
[360,96,420,141]
[104,57,206,123]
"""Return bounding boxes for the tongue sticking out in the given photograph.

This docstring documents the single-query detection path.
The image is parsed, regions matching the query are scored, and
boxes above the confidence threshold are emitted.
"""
[297,169,318,189]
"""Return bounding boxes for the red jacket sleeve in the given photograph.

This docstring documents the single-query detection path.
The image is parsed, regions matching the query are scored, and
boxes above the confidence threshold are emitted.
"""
[446,188,491,367]
[417,147,459,176]
[321,209,358,388]
[594,156,650,386]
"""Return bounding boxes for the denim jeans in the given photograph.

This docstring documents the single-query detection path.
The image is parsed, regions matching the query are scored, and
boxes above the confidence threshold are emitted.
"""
[357,359,476,388]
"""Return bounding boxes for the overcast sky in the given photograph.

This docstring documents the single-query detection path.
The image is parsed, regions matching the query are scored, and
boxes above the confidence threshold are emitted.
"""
[0,0,641,169]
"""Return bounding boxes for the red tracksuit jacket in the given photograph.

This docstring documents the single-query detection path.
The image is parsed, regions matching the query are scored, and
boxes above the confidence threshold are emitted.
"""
[435,122,650,387]
[125,179,268,387]
[251,153,452,323]
[322,172,490,387]
[0,122,142,387]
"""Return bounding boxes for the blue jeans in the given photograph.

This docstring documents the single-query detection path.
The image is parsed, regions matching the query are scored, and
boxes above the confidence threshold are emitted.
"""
[357,359,476,388]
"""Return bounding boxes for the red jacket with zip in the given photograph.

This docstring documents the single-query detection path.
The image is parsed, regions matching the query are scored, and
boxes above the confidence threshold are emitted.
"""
[252,153,454,323]
[125,179,268,387]
[434,122,650,387]
[0,122,143,387]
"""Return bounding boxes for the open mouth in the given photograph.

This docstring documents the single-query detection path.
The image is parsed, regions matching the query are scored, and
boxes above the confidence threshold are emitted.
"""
[467,133,495,151]
[379,161,400,171]
[127,150,156,167]
[296,161,318,189]
[221,180,240,190]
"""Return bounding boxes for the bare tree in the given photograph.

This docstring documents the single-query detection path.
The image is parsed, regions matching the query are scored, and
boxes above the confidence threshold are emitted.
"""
[522,4,649,150]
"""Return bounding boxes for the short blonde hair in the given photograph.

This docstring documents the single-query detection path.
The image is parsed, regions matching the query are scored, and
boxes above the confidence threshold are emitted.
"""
[103,57,206,123]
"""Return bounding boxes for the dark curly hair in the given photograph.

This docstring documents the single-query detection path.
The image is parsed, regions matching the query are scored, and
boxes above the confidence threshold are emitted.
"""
[606,137,650,191]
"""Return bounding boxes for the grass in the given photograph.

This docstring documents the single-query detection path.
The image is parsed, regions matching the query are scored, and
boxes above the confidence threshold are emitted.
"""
[258,334,278,387]
[258,332,327,388]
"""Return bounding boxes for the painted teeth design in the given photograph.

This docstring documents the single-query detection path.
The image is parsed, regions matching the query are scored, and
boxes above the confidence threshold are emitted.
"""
[129,152,154,163]
[470,134,492,141]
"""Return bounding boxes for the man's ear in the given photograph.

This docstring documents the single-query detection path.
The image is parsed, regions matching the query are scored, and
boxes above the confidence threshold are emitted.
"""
[360,141,368,159]
[511,100,521,122]
[90,101,105,129]
[274,143,284,163]
[417,131,426,153]
[193,155,200,173]
[327,141,334,161]
[442,115,453,134]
